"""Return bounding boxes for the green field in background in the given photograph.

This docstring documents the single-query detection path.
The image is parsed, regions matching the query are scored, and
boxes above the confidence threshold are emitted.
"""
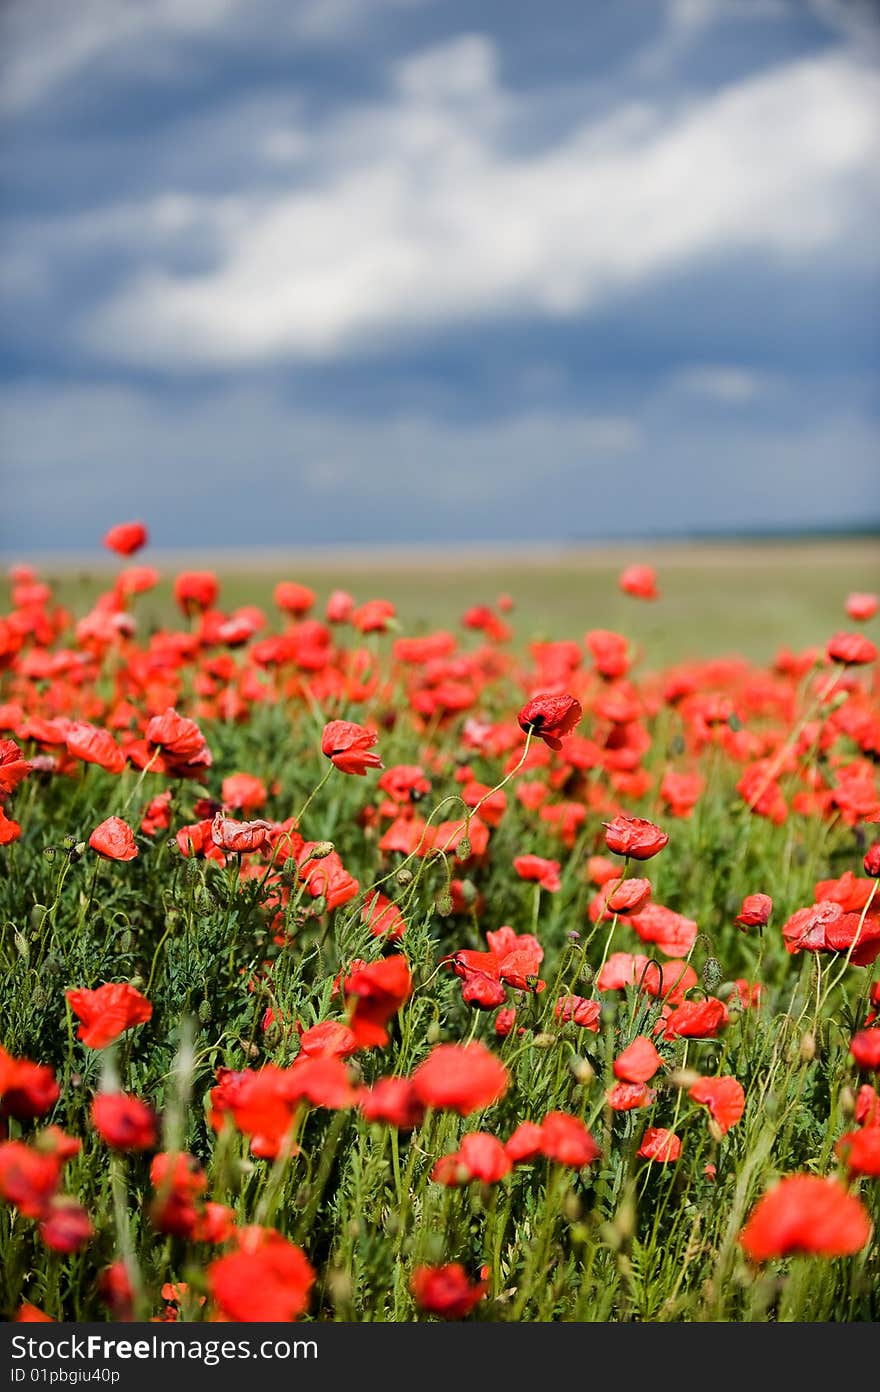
[11,539,880,668]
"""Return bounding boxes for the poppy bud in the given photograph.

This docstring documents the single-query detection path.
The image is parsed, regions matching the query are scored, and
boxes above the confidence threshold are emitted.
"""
[669,1068,702,1089]
[799,1031,816,1063]
[839,1086,856,1119]
[198,1000,213,1024]
[570,1058,595,1085]
[436,893,453,916]
[702,957,722,992]
[563,1191,582,1221]
[456,837,472,861]
[396,868,414,886]
[426,1021,443,1045]
[707,1119,725,1144]
[306,841,335,861]
[310,895,328,916]
[534,1032,556,1049]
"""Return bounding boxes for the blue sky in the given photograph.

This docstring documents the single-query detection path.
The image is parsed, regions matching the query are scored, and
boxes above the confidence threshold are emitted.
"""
[1,0,878,551]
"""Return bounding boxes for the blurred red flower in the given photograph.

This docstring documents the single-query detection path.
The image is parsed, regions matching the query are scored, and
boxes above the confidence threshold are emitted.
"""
[91,1092,158,1151]
[104,522,147,556]
[410,1264,487,1319]
[739,1175,872,1261]
[208,1229,315,1322]
[66,982,153,1049]
[411,1042,509,1116]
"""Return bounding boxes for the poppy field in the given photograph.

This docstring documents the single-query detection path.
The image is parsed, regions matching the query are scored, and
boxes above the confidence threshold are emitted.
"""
[1,531,880,1324]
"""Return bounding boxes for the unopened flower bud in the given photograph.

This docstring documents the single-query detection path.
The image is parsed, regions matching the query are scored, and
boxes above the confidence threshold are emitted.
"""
[455,837,472,861]
[708,1119,724,1144]
[799,1031,816,1063]
[702,957,722,992]
[669,1068,702,1089]
[839,1086,856,1118]
[306,841,335,861]
[533,1031,556,1049]
[570,1057,595,1085]
[395,868,414,887]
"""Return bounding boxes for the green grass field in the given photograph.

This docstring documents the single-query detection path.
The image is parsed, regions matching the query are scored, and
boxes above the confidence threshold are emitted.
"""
[26,537,880,666]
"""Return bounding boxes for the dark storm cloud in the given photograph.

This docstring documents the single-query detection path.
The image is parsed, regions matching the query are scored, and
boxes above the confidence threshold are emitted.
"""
[0,0,878,551]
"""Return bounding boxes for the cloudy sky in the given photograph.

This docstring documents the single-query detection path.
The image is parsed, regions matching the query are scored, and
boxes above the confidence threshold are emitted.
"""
[1,0,878,552]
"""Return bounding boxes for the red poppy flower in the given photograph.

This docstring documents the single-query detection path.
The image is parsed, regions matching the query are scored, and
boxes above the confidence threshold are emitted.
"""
[0,739,30,794]
[591,877,652,921]
[826,632,877,666]
[850,1029,880,1071]
[221,772,268,811]
[340,955,412,1048]
[173,570,219,615]
[351,599,396,633]
[66,982,153,1049]
[614,1036,662,1084]
[97,1262,135,1320]
[447,949,507,1009]
[554,995,601,1031]
[734,892,773,929]
[637,1127,681,1163]
[145,707,212,778]
[0,1141,62,1217]
[596,951,655,993]
[149,1152,207,1237]
[629,902,697,956]
[210,814,272,854]
[104,521,148,556]
[0,1047,59,1119]
[432,1133,511,1185]
[296,1021,358,1059]
[362,891,407,943]
[208,1229,315,1322]
[513,854,561,893]
[411,1042,509,1116]
[88,816,138,861]
[659,996,729,1040]
[410,1264,487,1319]
[739,1175,872,1261]
[0,808,21,844]
[505,1121,547,1163]
[517,692,582,750]
[358,1077,426,1129]
[865,844,880,878]
[845,592,878,622]
[688,1076,745,1134]
[321,720,383,776]
[606,1082,656,1111]
[539,1112,601,1166]
[836,1127,880,1177]
[325,589,354,623]
[603,814,669,860]
[38,1198,94,1254]
[619,564,659,600]
[91,1092,158,1151]
[65,722,126,775]
[855,1084,880,1126]
[14,1304,54,1323]
[274,581,316,616]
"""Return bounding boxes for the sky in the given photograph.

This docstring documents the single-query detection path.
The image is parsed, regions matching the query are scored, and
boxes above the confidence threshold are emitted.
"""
[1,0,879,553]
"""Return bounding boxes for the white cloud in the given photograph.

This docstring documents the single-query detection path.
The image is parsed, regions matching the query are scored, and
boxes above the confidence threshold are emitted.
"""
[672,365,769,403]
[72,40,880,368]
